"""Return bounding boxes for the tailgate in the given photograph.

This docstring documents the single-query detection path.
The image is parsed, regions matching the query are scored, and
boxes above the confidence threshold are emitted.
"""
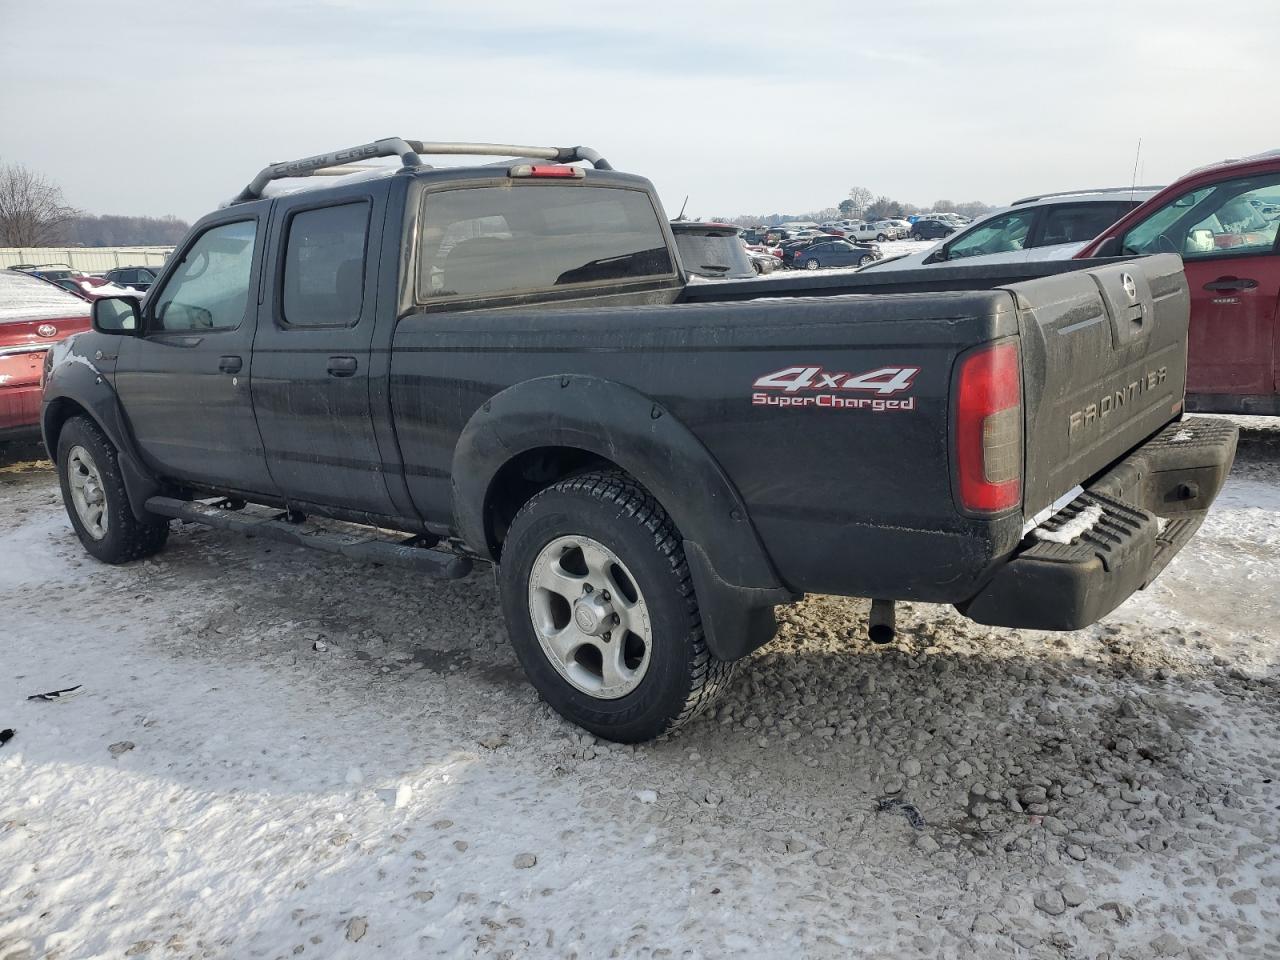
[1003,253,1189,516]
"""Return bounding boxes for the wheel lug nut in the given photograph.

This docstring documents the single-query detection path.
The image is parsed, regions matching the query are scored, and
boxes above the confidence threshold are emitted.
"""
[601,590,610,602]
[583,583,593,594]
[602,631,611,642]
[612,613,620,625]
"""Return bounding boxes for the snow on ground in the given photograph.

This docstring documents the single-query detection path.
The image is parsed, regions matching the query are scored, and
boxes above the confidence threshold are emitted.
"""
[0,421,1278,959]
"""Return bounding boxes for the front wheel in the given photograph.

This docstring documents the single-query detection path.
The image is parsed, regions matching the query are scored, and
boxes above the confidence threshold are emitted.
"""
[876,233,888,242]
[57,416,169,563]
[858,255,872,266]
[498,472,734,742]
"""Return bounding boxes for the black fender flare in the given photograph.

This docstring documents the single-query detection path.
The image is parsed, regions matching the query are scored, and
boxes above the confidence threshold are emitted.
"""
[42,348,161,522]
[452,375,793,660]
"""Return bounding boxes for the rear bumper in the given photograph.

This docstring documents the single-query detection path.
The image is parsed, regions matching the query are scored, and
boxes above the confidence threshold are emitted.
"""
[958,417,1238,630]
[0,382,43,437]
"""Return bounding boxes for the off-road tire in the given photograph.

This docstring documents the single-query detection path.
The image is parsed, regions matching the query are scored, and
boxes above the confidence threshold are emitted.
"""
[57,415,169,563]
[499,471,735,742]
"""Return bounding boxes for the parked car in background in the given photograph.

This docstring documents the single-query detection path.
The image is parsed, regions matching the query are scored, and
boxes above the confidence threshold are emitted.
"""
[670,221,758,280]
[910,218,957,240]
[777,235,842,268]
[1,270,90,440]
[845,221,894,242]
[11,263,82,284]
[764,227,796,244]
[746,248,781,274]
[862,188,1158,272]
[1076,150,1280,415]
[103,266,163,291]
[792,238,881,270]
[887,219,912,237]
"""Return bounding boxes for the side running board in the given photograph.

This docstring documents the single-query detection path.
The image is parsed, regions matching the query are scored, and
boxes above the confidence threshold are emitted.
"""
[145,496,473,579]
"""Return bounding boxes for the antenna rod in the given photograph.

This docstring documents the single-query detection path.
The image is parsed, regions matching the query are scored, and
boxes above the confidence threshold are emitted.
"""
[1130,138,1143,201]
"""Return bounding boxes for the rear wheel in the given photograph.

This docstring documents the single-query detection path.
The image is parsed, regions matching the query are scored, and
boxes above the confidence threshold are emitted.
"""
[498,472,734,742]
[805,258,821,270]
[57,416,168,563]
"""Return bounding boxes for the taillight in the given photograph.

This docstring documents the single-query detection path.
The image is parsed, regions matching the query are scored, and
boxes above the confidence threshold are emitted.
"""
[954,340,1022,514]
[508,164,584,179]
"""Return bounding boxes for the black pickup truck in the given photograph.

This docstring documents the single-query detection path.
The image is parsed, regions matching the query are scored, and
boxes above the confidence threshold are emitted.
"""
[42,138,1238,742]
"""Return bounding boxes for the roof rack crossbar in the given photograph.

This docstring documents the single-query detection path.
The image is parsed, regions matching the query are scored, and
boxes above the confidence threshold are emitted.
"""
[233,138,612,202]
[1010,185,1164,205]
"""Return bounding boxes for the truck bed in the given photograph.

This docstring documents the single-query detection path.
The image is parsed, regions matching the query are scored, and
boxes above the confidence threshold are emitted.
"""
[390,254,1190,603]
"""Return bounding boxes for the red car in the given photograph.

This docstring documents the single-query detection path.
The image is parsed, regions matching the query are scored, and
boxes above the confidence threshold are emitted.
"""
[0,270,91,440]
[1077,150,1280,415]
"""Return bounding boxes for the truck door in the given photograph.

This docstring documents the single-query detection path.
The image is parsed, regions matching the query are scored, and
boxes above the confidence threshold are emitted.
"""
[250,184,398,518]
[1117,172,1280,405]
[115,212,276,494]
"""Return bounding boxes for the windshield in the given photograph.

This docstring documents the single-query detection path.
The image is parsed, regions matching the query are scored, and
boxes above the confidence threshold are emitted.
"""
[945,210,1035,260]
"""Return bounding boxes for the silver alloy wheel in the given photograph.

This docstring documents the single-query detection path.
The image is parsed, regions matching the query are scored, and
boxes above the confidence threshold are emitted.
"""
[527,534,653,700]
[805,258,820,270]
[67,444,108,540]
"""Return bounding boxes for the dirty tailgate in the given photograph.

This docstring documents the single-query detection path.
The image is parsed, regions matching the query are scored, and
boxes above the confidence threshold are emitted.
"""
[1005,253,1190,516]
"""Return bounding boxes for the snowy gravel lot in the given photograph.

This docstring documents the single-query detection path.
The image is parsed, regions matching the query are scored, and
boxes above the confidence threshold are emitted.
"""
[1,419,1278,960]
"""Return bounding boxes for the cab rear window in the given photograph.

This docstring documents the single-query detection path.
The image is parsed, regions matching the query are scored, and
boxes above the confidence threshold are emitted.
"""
[416,184,673,301]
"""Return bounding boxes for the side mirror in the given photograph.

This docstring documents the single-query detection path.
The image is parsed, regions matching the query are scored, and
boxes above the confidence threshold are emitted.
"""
[91,296,142,335]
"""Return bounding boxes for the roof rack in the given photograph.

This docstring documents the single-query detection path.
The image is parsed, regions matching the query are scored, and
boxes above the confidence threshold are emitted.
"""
[233,138,613,203]
[1010,185,1163,205]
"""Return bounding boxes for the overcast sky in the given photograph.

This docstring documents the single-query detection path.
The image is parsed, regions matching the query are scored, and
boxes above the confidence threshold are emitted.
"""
[1,0,1276,222]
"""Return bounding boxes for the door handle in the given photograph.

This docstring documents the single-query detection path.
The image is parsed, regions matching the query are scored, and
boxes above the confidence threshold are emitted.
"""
[1203,277,1258,292]
[327,356,358,377]
[218,355,243,374]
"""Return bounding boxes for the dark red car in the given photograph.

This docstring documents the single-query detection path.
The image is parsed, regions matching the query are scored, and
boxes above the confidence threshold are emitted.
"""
[1077,150,1280,415]
[0,270,90,440]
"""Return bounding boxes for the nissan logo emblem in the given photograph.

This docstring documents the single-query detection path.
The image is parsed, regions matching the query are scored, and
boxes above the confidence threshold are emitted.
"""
[1121,273,1137,300]
[37,323,58,338]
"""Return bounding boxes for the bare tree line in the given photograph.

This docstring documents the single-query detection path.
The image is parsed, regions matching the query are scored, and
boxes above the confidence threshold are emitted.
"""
[1,160,189,248]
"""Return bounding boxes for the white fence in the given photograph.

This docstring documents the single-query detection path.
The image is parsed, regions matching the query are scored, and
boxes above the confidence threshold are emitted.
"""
[0,246,174,272]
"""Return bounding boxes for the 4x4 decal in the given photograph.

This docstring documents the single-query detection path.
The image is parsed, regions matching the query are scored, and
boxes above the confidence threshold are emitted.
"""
[751,365,920,411]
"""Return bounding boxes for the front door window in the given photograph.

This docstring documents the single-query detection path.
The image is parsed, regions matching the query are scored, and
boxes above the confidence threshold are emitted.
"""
[1121,175,1280,260]
[151,221,257,332]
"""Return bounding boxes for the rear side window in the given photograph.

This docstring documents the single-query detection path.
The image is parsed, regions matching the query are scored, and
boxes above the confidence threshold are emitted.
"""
[1037,202,1132,247]
[282,202,369,326]
[416,184,673,301]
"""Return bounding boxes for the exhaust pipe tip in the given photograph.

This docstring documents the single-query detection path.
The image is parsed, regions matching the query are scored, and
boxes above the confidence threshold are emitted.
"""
[868,599,896,644]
